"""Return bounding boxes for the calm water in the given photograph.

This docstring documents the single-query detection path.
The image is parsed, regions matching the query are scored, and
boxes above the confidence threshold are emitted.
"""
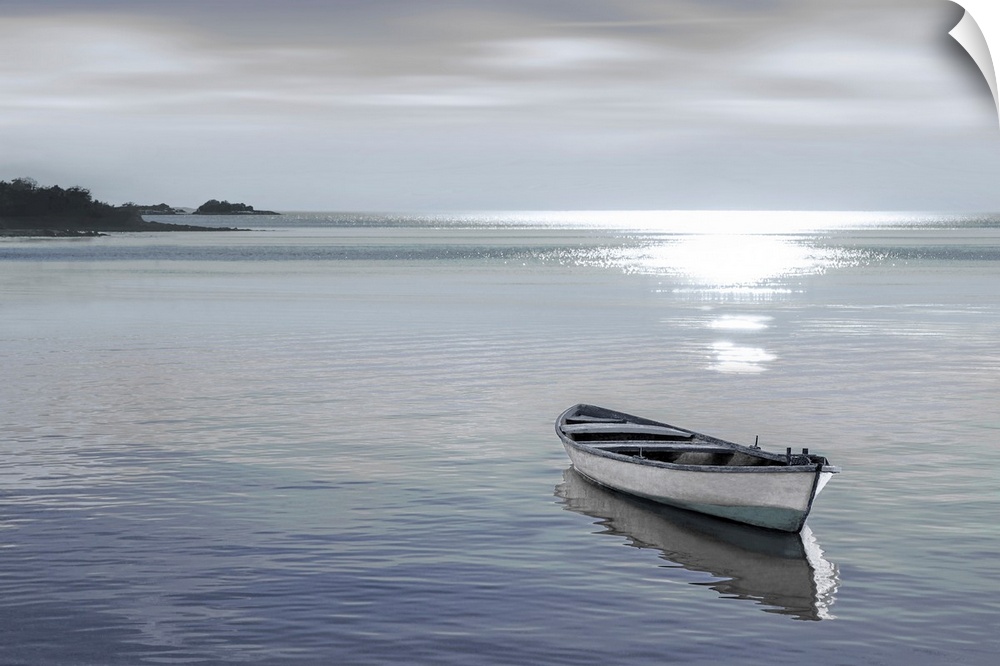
[1,211,998,664]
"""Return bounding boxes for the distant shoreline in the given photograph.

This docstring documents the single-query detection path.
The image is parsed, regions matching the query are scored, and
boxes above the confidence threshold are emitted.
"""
[1,178,270,237]
[191,210,279,216]
[0,215,246,237]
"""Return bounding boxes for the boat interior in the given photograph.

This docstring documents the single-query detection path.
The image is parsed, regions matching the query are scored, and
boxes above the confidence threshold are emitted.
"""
[595,445,786,467]
[561,406,832,469]
[562,415,794,467]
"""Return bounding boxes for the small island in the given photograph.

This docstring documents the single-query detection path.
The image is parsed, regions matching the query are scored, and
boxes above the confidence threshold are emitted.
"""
[0,178,275,237]
[193,199,279,215]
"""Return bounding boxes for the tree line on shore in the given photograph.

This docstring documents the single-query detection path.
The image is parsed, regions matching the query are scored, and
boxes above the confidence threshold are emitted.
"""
[0,177,127,220]
[0,177,273,234]
[1,177,275,217]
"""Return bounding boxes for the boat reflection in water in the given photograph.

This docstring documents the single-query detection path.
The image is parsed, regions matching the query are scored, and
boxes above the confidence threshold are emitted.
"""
[555,468,839,621]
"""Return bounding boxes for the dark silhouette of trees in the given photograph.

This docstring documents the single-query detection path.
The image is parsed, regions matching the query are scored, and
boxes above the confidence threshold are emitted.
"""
[1,177,255,234]
[0,177,116,218]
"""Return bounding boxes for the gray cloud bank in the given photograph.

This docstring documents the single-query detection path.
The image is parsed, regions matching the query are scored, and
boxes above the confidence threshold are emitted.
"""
[1,0,997,211]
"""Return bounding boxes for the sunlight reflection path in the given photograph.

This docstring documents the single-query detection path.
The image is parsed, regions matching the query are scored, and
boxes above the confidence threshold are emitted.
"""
[550,211,899,373]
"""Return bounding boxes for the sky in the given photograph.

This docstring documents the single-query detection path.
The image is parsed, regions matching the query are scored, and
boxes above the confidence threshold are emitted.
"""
[0,0,998,212]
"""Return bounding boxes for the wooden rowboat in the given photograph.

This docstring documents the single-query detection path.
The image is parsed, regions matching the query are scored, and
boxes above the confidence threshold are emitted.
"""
[556,404,840,532]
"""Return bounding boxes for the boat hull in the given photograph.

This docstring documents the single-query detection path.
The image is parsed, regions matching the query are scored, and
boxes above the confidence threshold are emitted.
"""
[563,444,826,532]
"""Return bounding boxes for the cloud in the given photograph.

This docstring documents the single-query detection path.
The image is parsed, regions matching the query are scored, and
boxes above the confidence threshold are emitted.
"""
[0,0,997,210]
[0,1,983,128]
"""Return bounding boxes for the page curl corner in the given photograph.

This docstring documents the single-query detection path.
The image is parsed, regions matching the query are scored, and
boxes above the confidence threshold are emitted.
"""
[950,1,1000,127]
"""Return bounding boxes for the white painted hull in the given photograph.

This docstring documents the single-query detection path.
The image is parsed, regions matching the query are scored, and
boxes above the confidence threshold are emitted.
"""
[563,444,825,532]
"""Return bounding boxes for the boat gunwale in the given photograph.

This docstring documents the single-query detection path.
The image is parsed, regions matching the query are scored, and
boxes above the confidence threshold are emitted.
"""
[562,440,837,473]
[557,404,841,475]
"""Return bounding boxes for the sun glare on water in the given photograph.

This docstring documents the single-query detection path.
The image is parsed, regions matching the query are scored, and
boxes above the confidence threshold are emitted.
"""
[638,233,824,288]
[593,210,877,295]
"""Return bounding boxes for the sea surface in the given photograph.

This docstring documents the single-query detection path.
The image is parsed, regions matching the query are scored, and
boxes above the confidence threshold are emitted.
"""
[1,211,998,664]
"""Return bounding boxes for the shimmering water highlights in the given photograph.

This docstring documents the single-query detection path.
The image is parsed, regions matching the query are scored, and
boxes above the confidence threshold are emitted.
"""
[2,211,998,664]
